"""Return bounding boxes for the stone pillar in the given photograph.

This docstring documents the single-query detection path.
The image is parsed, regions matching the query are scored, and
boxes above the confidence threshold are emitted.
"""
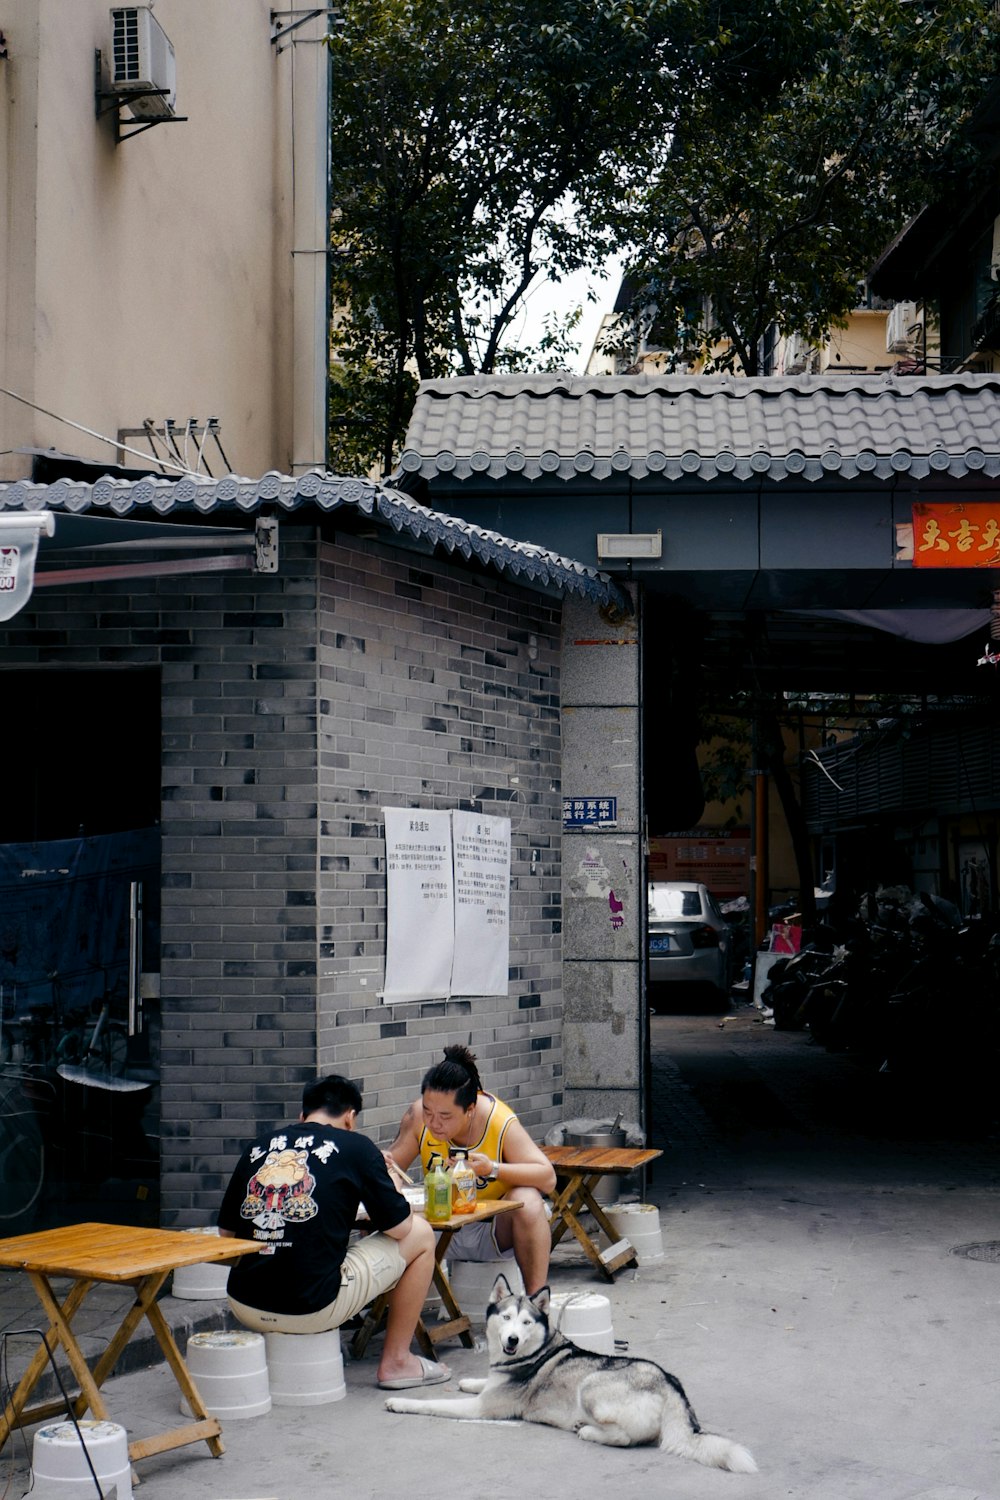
[559,595,643,1129]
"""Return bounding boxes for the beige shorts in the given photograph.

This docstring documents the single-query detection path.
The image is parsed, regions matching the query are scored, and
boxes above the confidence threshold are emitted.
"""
[228,1232,406,1334]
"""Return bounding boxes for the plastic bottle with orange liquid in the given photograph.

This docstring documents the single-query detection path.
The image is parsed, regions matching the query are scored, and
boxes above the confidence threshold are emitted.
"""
[451,1149,477,1214]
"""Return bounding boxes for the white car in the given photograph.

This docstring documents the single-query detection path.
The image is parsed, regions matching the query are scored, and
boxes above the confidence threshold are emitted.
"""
[648,881,733,997]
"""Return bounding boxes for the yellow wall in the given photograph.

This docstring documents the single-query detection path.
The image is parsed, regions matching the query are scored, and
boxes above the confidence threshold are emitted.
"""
[687,716,831,904]
[817,310,893,374]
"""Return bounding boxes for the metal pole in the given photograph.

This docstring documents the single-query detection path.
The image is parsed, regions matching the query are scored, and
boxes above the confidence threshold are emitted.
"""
[128,881,143,1037]
[754,768,769,949]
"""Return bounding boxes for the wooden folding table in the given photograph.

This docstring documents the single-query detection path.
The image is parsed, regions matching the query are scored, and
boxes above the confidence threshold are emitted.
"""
[349,1197,521,1361]
[543,1144,663,1279]
[0,1222,262,1463]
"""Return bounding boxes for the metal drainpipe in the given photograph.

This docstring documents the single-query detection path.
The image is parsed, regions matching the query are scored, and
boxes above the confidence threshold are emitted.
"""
[750,718,769,953]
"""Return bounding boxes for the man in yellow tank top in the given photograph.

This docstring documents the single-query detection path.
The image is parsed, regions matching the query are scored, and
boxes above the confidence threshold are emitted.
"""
[385,1045,556,1294]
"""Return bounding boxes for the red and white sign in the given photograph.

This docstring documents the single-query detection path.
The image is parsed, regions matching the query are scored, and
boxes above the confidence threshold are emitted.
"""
[648,828,749,899]
[0,546,20,593]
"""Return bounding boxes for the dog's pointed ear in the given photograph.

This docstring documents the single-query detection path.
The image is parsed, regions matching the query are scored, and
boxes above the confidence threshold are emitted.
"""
[490,1273,512,1304]
[529,1284,551,1316]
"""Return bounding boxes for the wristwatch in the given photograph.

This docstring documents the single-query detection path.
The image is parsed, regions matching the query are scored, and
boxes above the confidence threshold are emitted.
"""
[488,1161,500,1180]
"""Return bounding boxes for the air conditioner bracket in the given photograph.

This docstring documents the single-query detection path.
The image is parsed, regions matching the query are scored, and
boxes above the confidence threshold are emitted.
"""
[94,50,188,142]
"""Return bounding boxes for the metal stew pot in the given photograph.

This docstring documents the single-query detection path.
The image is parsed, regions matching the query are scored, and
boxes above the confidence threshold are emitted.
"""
[565,1125,627,1205]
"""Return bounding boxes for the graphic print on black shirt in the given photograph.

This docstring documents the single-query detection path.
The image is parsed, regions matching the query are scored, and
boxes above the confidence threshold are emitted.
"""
[240,1142,323,1229]
[219,1121,409,1316]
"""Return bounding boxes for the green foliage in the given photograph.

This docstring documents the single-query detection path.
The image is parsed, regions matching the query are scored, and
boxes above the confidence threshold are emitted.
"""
[327,0,1000,470]
[327,357,418,479]
[697,712,752,825]
[326,0,700,472]
[604,0,1000,373]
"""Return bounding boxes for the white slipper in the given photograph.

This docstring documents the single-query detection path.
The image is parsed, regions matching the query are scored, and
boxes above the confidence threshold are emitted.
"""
[377,1356,450,1390]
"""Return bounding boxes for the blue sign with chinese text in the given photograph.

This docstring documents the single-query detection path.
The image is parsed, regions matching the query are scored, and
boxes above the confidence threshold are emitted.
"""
[563,796,618,828]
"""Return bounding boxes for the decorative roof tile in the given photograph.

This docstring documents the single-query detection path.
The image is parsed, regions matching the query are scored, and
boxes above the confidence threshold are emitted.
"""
[398,372,1000,484]
[0,469,627,610]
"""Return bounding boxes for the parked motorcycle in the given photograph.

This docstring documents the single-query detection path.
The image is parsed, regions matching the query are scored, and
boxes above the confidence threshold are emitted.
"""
[760,887,1000,1091]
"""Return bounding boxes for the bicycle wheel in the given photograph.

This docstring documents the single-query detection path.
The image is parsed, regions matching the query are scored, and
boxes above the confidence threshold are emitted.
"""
[55,1024,87,1068]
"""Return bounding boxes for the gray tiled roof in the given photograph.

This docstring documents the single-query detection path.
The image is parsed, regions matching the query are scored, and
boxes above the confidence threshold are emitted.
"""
[398,372,1000,484]
[0,468,627,608]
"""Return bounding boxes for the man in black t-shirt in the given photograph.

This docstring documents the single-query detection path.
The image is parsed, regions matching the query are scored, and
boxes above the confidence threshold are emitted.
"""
[218,1075,449,1390]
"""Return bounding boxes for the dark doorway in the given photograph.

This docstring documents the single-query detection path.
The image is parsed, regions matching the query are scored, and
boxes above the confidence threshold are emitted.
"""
[0,669,161,841]
[0,669,162,1232]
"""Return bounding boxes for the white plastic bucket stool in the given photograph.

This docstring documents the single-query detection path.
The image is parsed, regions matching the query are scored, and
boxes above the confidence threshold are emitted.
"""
[265,1330,346,1405]
[549,1291,615,1354]
[180,1330,270,1419]
[31,1419,132,1500]
[603,1202,664,1263]
[171,1226,230,1300]
[446,1259,524,1325]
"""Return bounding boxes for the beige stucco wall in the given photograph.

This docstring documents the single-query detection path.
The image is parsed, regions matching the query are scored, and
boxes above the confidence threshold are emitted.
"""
[818,309,893,374]
[1,1,328,480]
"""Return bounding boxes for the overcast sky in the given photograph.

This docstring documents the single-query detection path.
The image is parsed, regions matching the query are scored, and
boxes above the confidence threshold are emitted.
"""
[510,256,625,374]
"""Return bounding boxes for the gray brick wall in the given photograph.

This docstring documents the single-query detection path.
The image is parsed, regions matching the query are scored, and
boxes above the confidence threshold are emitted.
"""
[158,531,323,1222]
[0,521,564,1224]
[313,536,564,1148]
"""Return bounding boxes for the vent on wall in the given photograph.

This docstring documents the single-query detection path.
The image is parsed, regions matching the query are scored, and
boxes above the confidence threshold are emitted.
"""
[110,6,176,120]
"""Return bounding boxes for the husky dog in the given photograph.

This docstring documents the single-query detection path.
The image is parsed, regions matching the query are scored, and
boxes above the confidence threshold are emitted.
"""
[385,1276,757,1472]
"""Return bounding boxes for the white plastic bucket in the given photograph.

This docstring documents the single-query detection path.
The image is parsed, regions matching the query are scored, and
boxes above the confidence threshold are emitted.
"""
[171,1226,230,1300]
[549,1291,615,1354]
[265,1330,346,1406]
[603,1201,664,1262]
[180,1330,270,1419]
[446,1258,524,1325]
[31,1419,132,1500]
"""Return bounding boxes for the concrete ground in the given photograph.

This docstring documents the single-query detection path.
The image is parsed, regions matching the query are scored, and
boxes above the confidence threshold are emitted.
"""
[2,995,999,1500]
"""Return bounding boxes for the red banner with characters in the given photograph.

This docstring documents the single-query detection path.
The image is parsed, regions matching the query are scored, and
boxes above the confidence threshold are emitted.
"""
[911,502,1000,567]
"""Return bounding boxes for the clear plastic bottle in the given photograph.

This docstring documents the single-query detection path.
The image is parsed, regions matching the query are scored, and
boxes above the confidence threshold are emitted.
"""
[451,1149,477,1215]
[424,1153,452,1223]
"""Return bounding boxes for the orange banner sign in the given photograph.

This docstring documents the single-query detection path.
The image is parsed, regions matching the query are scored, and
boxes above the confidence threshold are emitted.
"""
[911,502,1000,567]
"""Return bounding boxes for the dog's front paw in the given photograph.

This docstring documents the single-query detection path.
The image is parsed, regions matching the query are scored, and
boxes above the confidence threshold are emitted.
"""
[384,1396,418,1414]
[458,1377,487,1394]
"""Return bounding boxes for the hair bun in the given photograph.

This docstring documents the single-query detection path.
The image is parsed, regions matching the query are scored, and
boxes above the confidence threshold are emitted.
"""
[421,1044,483,1105]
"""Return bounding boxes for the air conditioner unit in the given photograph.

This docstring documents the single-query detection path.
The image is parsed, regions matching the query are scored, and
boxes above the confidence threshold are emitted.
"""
[110,7,176,120]
[885,300,918,353]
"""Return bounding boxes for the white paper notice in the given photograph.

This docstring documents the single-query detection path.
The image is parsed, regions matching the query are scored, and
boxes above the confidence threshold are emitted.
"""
[451,811,511,996]
[383,808,454,1001]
